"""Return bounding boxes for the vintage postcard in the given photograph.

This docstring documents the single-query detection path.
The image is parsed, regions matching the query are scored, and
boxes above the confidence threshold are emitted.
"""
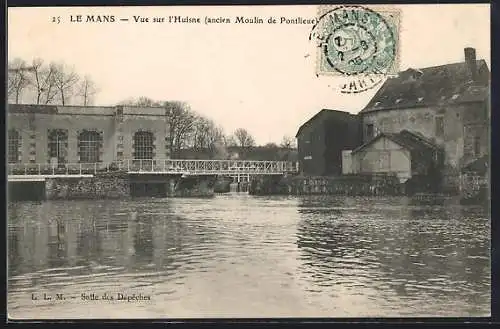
[7,4,490,319]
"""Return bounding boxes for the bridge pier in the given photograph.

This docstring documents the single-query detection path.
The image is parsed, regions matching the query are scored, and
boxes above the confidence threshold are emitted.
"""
[172,175,216,197]
[8,181,46,201]
[129,174,216,198]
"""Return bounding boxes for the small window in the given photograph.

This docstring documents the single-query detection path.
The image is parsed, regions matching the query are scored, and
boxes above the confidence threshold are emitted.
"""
[435,116,444,137]
[474,136,481,156]
[366,124,374,139]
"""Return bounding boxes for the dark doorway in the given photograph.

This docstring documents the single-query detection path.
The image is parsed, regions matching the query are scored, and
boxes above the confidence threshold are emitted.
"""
[130,182,167,198]
[8,181,46,201]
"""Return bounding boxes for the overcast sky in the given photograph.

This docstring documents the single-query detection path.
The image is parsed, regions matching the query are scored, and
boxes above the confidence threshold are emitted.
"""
[8,4,490,145]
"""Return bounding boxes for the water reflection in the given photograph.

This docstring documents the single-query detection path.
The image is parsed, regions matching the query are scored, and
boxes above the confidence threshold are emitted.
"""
[7,195,490,318]
[295,196,490,316]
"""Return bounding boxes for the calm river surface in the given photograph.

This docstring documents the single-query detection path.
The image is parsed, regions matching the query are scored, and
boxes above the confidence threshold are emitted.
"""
[8,194,490,319]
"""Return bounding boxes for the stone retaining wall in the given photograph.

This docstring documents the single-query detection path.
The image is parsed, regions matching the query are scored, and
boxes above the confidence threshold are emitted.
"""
[46,173,130,200]
[250,174,403,196]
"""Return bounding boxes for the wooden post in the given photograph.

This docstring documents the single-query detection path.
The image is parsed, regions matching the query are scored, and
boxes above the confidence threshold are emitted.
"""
[79,163,82,175]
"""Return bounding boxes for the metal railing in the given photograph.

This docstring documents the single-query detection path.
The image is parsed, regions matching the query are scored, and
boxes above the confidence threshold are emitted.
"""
[8,159,298,176]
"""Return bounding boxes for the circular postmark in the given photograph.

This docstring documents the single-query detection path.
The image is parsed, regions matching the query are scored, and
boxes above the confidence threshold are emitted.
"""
[309,5,398,93]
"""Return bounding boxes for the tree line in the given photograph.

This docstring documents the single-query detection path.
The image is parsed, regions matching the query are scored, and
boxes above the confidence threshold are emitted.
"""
[120,97,297,160]
[8,58,98,106]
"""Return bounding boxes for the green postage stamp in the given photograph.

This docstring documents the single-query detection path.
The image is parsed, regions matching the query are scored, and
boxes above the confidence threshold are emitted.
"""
[310,5,401,93]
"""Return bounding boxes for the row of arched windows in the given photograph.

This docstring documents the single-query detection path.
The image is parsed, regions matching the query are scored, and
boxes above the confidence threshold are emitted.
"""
[8,129,156,164]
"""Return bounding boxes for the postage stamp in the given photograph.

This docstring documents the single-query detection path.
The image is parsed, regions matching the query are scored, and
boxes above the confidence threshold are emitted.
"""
[309,5,401,93]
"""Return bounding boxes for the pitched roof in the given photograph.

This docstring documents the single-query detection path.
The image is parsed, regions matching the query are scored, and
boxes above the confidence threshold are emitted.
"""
[295,109,356,137]
[352,130,440,155]
[462,155,488,174]
[361,60,490,114]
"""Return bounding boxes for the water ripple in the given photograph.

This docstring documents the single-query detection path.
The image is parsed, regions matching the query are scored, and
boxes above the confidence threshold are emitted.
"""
[7,195,490,318]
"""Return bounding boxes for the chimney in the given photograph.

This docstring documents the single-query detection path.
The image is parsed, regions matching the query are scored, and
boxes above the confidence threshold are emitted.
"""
[464,47,477,81]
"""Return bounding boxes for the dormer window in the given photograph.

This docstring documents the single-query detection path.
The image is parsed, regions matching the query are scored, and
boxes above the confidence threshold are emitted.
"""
[401,68,424,80]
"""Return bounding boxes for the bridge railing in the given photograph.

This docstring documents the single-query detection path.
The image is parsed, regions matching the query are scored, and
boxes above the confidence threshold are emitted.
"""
[123,159,296,174]
[8,159,298,176]
[8,162,121,176]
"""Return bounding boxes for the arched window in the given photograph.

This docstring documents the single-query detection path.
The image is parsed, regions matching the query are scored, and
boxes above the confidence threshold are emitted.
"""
[8,129,21,164]
[133,131,154,160]
[48,129,68,165]
[78,130,101,163]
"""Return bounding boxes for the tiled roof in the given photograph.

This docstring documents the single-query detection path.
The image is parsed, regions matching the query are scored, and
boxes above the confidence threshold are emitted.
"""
[462,155,488,174]
[352,130,441,156]
[361,60,490,113]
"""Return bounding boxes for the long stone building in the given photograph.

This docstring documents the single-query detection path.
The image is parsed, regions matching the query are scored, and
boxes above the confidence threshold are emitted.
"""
[7,104,171,166]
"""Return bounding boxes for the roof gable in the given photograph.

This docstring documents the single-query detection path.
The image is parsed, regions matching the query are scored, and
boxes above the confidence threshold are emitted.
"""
[352,130,440,155]
[462,155,488,173]
[361,60,490,113]
[295,109,356,137]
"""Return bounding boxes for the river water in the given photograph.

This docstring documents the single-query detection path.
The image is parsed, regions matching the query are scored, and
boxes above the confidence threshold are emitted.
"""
[7,194,490,319]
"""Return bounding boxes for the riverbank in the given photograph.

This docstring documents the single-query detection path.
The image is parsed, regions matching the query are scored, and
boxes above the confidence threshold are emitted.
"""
[249,173,489,205]
[249,174,403,196]
[8,173,218,201]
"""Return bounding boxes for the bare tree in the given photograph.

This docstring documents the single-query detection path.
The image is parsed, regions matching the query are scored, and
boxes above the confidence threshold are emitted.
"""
[233,128,255,149]
[8,58,32,104]
[264,142,279,149]
[191,116,224,153]
[163,101,196,158]
[119,96,162,107]
[76,75,98,106]
[53,63,80,105]
[280,135,297,149]
[29,59,58,104]
[207,125,225,156]
[223,135,237,147]
[212,140,229,160]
